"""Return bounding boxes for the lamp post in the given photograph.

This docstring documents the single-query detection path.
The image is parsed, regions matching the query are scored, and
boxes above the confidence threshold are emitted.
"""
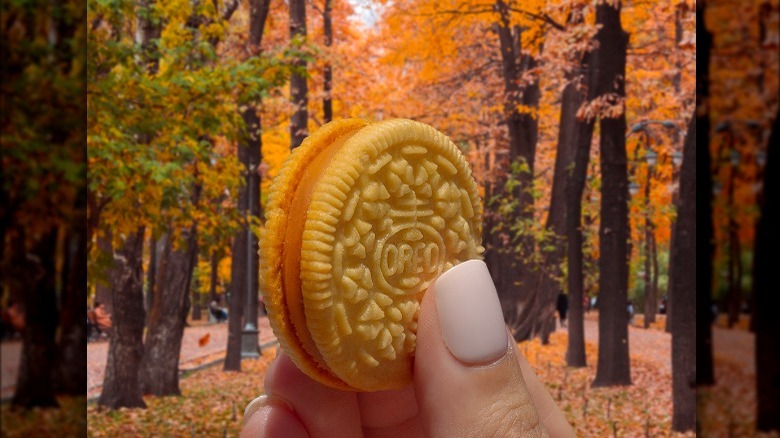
[627,120,685,329]
[242,163,260,358]
[713,119,764,329]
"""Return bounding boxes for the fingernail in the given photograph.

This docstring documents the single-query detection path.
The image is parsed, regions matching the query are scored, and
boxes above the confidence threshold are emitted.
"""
[433,259,508,364]
[243,395,269,426]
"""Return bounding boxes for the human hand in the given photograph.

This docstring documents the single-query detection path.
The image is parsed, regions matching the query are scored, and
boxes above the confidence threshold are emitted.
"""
[241,260,575,437]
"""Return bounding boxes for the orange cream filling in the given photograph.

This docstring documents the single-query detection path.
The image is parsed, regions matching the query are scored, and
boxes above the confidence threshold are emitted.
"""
[282,129,361,375]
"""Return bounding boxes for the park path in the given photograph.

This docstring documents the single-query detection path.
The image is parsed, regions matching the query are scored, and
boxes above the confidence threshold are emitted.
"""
[0,317,277,400]
[581,313,672,373]
[85,316,277,398]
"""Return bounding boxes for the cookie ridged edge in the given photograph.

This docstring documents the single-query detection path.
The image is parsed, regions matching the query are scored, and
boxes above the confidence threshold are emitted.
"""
[261,118,371,391]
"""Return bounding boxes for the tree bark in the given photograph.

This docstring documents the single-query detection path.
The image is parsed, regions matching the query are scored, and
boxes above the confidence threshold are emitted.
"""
[493,0,540,341]
[145,232,159,321]
[565,54,595,368]
[210,250,219,303]
[643,193,655,328]
[12,228,59,408]
[557,7,595,367]
[754,111,779,431]
[98,228,147,409]
[192,273,202,320]
[54,214,88,395]
[591,0,631,388]
[139,224,198,396]
[289,0,308,148]
[223,0,271,371]
[95,231,113,311]
[224,228,247,371]
[696,0,715,387]
[670,114,696,433]
[666,5,686,335]
[323,0,333,123]
[726,187,741,328]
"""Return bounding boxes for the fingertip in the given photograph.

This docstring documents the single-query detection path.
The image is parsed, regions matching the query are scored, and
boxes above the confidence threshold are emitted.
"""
[241,397,309,438]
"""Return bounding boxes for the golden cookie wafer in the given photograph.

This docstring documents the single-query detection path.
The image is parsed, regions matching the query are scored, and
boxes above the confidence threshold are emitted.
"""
[261,118,483,391]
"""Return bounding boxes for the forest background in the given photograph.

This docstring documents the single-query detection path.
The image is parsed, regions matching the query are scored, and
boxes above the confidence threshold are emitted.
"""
[1,0,778,436]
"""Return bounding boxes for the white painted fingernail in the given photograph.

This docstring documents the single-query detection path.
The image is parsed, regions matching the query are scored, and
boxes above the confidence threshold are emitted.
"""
[243,395,268,426]
[433,259,508,364]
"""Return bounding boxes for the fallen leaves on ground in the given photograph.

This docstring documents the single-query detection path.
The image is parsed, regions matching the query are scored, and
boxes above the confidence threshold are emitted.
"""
[87,349,275,437]
[0,396,87,438]
[84,328,692,436]
[519,331,693,437]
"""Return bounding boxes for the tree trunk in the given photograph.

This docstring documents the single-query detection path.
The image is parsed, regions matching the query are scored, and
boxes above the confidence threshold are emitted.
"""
[54,215,88,395]
[651,229,659,323]
[666,4,686,335]
[591,0,631,388]
[643,201,654,328]
[145,232,158,321]
[670,114,696,433]
[12,228,59,408]
[289,0,308,148]
[192,274,202,321]
[210,250,219,303]
[565,122,595,368]
[696,0,715,387]
[754,111,779,431]
[727,201,741,327]
[224,229,247,371]
[562,8,595,368]
[323,0,333,123]
[493,0,539,341]
[98,228,147,409]
[139,224,198,396]
[534,10,588,346]
[95,231,113,311]
[223,0,270,371]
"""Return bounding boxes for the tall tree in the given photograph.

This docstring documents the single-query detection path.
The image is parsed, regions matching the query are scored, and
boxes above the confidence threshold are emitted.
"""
[99,0,161,407]
[591,0,631,388]
[98,229,147,409]
[55,207,88,395]
[225,0,272,370]
[670,114,696,432]
[754,111,778,431]
[323,0,333,123]
[11,229,59,408]
[666,3,687,334]
[140,221,199,395]
[210,250,219,303]
[564,7,596,369]
[290,0,309,148]
[492,0,541,340]
[145,232,159,322]
[696,0,715,387]
[94,232,114,311]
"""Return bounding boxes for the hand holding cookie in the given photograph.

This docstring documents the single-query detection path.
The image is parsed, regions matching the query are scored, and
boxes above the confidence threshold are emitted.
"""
[247,119,574,437]
[242,260,575,437]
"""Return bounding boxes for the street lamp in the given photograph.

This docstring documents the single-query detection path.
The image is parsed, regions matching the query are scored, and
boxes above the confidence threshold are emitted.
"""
[729,150,741,166]
[672,151,683,166]
[646,150,658,166]
[756,150,767,167]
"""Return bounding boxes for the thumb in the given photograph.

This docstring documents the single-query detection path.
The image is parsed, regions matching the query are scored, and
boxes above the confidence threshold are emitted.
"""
[413,260,556,438]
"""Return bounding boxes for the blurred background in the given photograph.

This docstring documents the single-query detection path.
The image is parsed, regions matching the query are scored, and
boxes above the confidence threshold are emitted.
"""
[0,0,777,436]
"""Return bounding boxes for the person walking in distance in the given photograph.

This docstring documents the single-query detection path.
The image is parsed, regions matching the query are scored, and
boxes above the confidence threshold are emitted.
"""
[556,291,569,328]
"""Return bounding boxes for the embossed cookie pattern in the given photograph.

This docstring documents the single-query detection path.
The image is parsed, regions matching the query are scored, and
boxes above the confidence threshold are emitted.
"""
[301,140,481,387]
